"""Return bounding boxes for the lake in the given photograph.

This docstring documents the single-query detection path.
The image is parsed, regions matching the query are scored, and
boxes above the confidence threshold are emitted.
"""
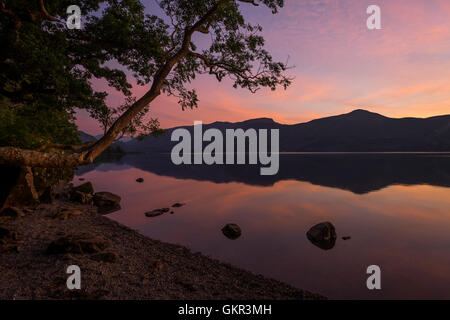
[75,153,450,299]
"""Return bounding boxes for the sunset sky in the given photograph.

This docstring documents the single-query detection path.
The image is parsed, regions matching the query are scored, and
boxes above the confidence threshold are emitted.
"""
[77,0,450,135]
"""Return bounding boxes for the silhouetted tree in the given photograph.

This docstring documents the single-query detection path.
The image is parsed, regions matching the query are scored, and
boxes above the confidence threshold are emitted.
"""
[0,0,291,169]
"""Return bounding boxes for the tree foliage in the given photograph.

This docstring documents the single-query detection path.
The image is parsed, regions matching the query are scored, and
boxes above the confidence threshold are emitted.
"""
[0,0,291,166]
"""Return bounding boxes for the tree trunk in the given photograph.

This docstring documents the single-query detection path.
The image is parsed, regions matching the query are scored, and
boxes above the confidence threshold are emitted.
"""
[0,1,225,207]
[1,165,76,209]
[0,164,21,209]
[0,0,224,169]
[1,166,38,208]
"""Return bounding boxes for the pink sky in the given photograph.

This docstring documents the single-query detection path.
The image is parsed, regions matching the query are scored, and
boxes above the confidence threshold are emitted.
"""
[76,0,450,135]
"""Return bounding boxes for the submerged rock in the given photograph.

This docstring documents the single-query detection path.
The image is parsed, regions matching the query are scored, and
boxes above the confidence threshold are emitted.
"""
[47,234,110,254]
[172,203,186,208]
[222,224,242,240]
[145,208,170,217]
[93,192,121,215]
[306,222,336,250]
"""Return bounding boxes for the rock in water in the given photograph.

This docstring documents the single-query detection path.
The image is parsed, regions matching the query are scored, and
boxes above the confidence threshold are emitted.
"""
[93,192,121,215]
[342,236,351,241]
[73,182,94,195]
[47,234,110,254]
[222,224,242,240]
[136,178,144,183]
[145,208,170,217]
[306,222,337,250]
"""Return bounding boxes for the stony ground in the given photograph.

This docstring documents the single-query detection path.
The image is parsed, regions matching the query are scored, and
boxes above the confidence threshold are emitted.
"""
[0,201,324,300]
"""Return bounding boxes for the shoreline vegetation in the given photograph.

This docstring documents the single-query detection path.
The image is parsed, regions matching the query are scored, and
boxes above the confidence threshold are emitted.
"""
[0,188,324,300]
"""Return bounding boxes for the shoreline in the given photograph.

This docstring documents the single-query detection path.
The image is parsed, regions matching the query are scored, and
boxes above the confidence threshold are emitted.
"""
[0,201,325,300]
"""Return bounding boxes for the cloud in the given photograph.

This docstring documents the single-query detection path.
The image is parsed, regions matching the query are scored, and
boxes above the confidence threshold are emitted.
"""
[77,0,450,134]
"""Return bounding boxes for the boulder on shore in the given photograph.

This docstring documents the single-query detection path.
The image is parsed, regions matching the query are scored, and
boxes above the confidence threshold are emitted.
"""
[306,222,337,250]
[222,224,242,240]
[70,191,93,205]
[73,182,94,195]
[93,192,121,215]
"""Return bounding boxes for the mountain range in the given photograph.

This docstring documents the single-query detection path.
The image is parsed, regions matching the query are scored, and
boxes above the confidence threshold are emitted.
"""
[79,109,450,152]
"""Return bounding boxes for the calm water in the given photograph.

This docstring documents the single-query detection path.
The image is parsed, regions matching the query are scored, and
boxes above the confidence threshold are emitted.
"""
[75,153,450,299]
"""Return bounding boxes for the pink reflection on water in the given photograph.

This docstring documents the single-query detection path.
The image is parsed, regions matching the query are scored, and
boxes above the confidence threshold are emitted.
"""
[75,165,450,299]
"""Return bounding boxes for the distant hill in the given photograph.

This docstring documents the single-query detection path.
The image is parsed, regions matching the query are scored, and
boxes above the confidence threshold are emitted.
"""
[115,109,450,152]
[78,131,125,155]
[94,134,134,143]
[78,131,97,143]
[78,131,134,144]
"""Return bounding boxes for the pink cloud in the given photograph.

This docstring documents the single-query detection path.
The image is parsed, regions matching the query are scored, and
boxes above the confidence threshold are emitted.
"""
[77,0,450,135]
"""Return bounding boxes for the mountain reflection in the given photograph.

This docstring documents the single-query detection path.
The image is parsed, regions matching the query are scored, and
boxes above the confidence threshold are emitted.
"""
[77,153,450,194]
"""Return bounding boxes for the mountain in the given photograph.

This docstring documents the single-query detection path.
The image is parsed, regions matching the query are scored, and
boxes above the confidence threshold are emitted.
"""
[116,109,450,152]
[78,131,134,146]
[95,134,134,143]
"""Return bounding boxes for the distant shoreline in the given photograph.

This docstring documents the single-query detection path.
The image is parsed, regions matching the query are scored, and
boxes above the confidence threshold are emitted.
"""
[131,151,450,154]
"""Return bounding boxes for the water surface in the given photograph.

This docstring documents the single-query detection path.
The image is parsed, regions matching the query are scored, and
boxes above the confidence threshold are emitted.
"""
[75,153,450,299]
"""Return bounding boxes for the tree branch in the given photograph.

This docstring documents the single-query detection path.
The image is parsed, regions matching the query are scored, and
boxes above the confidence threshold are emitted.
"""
[82,0,229,163]
[35,141,95,152]
[0,0,248,168]
[38,0,58,22]
[1,2,22,28]
[237,0,259,6]
[0,146,89,168]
